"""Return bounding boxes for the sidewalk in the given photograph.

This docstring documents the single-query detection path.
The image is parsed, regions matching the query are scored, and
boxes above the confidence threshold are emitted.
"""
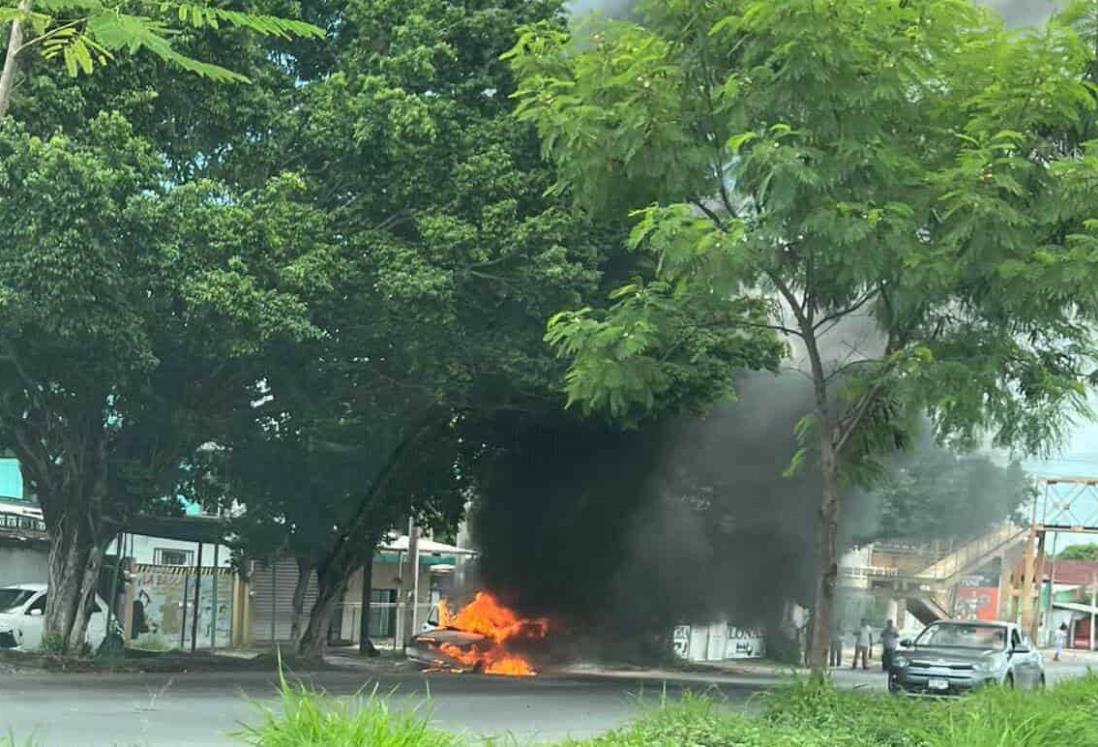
[554,657,890,691]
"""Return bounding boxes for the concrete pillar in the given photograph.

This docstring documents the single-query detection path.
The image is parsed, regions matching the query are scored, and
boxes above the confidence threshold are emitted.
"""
[886,598,899,624]
[894,598,908,631]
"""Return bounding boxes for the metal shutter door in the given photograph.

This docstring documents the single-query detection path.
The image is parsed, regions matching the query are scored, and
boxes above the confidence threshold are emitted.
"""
[250,559,318,643]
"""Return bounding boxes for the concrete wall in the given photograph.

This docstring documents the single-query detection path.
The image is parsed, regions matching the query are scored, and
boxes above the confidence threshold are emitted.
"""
[0,544,48,587]
[114,534,232,568]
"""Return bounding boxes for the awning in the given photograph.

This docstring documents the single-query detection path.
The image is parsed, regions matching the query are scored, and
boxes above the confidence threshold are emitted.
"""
[125,514,229,544]
[380,534,477,557]
[1052,601,1098,615]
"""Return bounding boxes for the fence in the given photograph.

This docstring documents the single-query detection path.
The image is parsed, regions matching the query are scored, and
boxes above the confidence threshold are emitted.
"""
[333,600,440,650]
[0,510,45,533]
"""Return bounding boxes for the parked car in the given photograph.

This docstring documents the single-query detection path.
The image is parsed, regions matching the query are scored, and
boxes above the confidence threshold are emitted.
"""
[888,620,1044,695]
[0,583,115,652]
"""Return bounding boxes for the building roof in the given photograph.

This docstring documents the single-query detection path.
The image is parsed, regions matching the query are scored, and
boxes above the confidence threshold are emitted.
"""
[381,535,476,557]
[1045,560,1098,587]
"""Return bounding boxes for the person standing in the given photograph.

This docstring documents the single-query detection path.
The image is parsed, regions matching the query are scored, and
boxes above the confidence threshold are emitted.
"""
[853,618,872,670]
[1055,622,1069,662]
[829,626,845,667]
[881,619,900,671]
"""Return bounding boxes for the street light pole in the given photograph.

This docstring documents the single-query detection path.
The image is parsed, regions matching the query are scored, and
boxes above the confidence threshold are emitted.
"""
[1091,573,1096,653]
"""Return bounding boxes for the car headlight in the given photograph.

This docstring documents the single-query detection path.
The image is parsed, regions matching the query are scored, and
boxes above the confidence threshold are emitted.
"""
[892,655,910,668]
[973,660,996,674]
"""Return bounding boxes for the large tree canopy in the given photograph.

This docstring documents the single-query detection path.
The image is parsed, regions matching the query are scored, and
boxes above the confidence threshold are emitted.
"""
[177,0,682,658]
[509,0,1098,674]
[0,112,329,651]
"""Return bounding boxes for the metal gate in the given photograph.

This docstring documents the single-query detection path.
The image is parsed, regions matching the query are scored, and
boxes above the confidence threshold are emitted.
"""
[250,559,319,643]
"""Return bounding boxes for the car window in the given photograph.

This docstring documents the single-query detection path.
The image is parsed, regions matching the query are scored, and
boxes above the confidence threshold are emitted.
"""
[0,588,34,613]
[25,594,45,614]
[915,623,1007,650]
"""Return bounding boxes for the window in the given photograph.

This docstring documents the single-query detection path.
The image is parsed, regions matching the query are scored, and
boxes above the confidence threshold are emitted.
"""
[916,623,1007,650]
[0,588,34,613]
[154,548,193,566]
[25,594,45,615]
[368,589,397,637]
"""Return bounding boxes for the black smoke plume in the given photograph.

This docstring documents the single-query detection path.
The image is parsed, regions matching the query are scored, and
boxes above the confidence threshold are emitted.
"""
[469,372,824,662]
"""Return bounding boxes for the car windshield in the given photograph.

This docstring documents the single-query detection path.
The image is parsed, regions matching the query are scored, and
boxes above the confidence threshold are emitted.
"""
[915,623,1007,650]
[0,588,34,613]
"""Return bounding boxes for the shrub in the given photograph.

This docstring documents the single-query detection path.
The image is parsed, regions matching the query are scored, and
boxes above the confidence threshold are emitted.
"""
[236,673,1098,747]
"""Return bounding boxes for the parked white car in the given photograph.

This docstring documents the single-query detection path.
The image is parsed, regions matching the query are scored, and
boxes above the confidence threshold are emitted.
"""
[0,583,112,652]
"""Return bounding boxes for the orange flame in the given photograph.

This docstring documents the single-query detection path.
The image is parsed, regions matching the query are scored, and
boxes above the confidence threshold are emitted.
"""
[436,592,547,676]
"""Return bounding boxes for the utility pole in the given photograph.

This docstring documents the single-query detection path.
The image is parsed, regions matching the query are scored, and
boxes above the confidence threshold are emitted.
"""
[400,518,420,650]
[1091,573,1096,653]
[408,519,421,636]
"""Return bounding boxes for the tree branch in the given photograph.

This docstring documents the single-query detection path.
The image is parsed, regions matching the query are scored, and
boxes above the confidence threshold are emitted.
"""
[691,198,729,231]
[769,272,810,331]
[812,289,879,332]
[0,0,30,118]
[734,319,803,338]
[833,363,897,457]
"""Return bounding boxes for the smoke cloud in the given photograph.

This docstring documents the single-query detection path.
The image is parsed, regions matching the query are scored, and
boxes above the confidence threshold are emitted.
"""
[564,1,1063,27]
[470,373,827,661]
[565,0,635,19]
[467,0,1063,665]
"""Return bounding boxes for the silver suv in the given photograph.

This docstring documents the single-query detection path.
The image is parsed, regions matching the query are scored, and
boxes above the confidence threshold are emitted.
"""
[888,621,1045,695]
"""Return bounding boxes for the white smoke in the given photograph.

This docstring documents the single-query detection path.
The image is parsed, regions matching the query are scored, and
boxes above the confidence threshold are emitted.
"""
[565,0,635,19]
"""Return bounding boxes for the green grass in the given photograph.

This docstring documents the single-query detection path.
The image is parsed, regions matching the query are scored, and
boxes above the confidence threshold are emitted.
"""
[237,679,462,747]
[239,675,1098,747]
[577,676,1098,747]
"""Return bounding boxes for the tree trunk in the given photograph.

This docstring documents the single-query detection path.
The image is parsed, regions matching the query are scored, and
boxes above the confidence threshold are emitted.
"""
[809,435,841,677]
[358,553,378,656]
[296,562,348,660]
[797,314,841,680]
[44,512,107,654]
[296,415,443,659]
[0,0,30,119]
[288,556,314,646]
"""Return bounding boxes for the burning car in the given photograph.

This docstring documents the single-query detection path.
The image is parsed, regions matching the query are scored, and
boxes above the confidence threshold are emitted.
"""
[408,627,491,673]
[408,591,548,676]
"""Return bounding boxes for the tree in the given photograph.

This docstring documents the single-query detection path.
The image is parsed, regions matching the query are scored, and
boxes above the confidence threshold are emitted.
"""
[182,0,664,660]
[0,114,330,652]
[1058,544,1098,561]
[509,0,1098,675]
[0,0,322,117]
[203,365,469,653]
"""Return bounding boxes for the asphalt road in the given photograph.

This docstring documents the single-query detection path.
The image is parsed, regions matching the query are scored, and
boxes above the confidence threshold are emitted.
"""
[0,668,770,746]
[0,657,1092,746]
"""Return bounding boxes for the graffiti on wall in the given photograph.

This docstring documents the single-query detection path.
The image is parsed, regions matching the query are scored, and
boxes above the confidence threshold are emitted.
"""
[670,623,766,661]
[725,626,766,659]
[131,564,233,649]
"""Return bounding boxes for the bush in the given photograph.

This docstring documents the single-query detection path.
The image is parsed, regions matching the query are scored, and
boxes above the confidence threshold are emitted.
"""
[238,674,1098,747]
[567,676,1098,747]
